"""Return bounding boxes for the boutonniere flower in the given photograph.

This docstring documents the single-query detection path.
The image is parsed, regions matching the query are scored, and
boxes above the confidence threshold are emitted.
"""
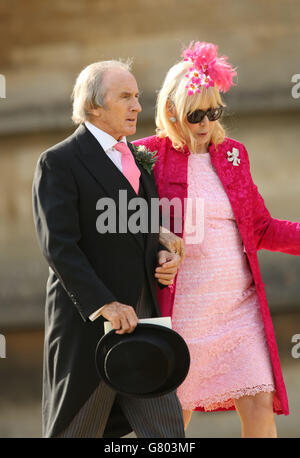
[227,147,240,166]
[132,145,158,174]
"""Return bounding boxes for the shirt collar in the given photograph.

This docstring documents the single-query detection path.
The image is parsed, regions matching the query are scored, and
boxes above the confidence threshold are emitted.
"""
[85,120,127,152]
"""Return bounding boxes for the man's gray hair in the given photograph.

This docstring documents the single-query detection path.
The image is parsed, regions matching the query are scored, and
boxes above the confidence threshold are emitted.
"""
[71,60,132,124]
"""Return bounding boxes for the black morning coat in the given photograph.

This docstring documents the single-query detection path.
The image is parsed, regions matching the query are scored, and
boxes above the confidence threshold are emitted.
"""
[32,124,166,437]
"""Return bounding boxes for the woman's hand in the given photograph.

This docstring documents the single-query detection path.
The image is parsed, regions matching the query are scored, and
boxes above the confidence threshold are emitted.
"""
[159,226,185,262]
[155,250,181,286]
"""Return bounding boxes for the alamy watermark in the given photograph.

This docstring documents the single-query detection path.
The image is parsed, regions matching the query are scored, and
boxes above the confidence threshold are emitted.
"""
[291,334,300,359]
[0,334,6,358]
[291,74,300,99]
[95,191,205,244]
[0,74,6,98]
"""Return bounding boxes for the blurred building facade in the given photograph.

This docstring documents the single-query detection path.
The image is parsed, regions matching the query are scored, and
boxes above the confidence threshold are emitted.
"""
[0,0,300,437]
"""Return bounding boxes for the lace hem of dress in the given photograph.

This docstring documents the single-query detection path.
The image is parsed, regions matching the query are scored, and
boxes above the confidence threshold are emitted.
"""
[181,384,276,411]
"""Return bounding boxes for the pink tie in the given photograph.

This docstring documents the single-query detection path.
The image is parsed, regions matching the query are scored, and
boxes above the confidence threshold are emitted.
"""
[114,142,141,194]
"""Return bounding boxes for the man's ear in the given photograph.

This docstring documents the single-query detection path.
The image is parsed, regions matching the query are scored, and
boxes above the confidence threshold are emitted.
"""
[88,105,103,118]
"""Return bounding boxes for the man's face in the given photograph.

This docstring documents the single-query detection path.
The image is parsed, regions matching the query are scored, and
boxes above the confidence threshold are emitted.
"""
[90,68,142,140]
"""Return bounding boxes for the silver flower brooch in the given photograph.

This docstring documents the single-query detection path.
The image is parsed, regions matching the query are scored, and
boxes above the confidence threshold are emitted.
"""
[227,147,240,166]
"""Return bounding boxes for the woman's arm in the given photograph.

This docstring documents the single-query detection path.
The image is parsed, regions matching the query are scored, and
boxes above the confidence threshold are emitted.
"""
[243,144,300,255]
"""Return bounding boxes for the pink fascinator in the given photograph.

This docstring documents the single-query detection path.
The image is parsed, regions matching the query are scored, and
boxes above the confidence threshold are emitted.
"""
[182,41,237,95]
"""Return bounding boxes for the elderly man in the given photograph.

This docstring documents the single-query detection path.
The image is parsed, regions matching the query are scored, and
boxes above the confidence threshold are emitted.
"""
[32,60,185,438]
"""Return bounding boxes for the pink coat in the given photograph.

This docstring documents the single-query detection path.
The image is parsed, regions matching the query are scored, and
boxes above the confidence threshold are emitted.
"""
[133,135,300,415]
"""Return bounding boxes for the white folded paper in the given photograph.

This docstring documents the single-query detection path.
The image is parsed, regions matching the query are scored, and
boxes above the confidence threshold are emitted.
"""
[104,316,172,335]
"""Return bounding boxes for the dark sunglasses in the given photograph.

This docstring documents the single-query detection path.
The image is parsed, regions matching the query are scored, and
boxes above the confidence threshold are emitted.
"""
[187,106,224,124]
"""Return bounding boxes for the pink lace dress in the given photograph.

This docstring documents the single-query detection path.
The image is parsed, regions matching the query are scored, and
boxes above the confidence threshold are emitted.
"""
[172,151,275,411]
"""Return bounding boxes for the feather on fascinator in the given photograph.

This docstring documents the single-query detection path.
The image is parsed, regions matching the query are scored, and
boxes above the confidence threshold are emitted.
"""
[182,41,237,95]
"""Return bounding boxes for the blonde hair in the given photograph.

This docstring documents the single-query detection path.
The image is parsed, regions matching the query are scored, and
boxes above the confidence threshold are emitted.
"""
[72,60,132,125]
[156,61,226,151]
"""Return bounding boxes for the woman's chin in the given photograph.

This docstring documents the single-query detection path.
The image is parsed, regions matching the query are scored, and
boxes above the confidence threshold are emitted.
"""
[195,135,209,146]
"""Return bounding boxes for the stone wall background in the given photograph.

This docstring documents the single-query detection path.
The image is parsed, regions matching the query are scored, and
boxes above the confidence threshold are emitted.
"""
[0,0,300,438]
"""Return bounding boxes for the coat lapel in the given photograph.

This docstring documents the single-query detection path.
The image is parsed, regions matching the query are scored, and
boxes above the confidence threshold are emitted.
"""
[209,141,251,243]
[127,142,160,252]
[127,142,158,202]
[74,124,145,251]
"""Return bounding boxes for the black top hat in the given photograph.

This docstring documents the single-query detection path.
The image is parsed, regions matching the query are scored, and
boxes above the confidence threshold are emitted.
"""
[95,323,190,398]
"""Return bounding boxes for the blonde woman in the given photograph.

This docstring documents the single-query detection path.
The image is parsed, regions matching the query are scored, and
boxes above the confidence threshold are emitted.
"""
[133,42,300,438]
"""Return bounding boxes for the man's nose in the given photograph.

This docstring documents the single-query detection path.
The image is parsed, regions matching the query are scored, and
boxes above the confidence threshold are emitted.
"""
[132,98,142,112]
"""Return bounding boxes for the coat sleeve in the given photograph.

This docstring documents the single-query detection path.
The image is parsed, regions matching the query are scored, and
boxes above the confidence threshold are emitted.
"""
[243,144,300,255]
[32,151,116,322]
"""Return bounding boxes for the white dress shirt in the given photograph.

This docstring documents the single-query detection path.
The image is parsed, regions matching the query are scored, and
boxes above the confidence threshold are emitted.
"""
[85,120,127,172]
[84,121,128,321]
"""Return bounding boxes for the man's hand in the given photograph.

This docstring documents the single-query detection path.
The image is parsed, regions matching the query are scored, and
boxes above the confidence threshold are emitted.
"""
[155,250,181,286]
[159,226,185,262]
[99,301,139,335]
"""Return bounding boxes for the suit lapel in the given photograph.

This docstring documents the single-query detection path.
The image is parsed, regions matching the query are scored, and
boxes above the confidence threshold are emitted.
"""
[127,142,161,253]
[74,124,145,251]
[127,142,157,202]
[75,124,138,201]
